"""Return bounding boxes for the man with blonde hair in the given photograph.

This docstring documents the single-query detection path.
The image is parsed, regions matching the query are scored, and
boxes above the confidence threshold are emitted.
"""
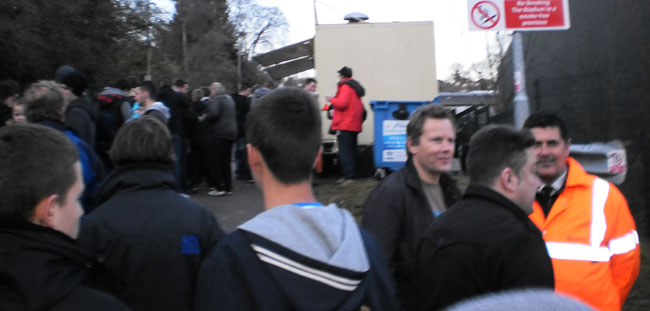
[23,80,104,212]
[362,104,461,309]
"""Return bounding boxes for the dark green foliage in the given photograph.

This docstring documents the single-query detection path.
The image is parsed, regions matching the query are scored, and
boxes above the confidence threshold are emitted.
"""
[155,0,244,90]
[0,0,265,92]
[0,0,142,88]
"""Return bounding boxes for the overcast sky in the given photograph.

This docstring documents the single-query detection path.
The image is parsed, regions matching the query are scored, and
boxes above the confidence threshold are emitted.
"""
[154,0,503,80]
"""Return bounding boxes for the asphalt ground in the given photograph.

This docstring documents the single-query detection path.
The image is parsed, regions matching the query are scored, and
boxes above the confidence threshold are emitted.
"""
[189,179,264,233]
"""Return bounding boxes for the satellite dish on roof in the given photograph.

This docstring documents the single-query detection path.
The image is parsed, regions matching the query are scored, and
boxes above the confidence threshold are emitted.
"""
[344,12,369,23]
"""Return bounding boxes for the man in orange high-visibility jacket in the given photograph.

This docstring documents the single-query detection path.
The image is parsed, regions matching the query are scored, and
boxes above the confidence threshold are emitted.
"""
[524,112,640,311]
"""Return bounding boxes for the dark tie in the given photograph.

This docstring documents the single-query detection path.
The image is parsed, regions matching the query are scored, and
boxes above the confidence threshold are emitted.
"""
[536,186,554,217]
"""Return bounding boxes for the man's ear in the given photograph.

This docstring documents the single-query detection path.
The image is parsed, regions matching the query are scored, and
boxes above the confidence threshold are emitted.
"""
[30,194,59,229]
[499,167,518,193]
[247,144,262,171]
[406,137,417,155]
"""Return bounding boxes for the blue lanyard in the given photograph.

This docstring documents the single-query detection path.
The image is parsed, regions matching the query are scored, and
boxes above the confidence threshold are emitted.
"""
[294,202,324,209]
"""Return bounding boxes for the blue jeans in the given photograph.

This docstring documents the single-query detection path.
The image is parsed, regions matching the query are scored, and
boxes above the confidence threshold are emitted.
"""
[337,131,358,179]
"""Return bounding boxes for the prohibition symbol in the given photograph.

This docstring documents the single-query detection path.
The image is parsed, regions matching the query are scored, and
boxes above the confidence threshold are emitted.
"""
[471,1,500,30]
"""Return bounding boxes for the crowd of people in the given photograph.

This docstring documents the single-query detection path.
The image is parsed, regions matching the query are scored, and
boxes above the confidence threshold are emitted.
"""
[2,67,280,199]
[0,64,642,311]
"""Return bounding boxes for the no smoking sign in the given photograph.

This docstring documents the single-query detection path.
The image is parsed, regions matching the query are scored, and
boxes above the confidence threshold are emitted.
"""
[468,0,570,31]
[471,1,501,30]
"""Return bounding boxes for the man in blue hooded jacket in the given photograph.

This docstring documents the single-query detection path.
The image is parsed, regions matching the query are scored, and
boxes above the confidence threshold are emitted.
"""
[194,87,397,311]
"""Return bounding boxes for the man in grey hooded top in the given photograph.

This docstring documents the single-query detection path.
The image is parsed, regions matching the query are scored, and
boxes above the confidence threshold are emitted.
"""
[194,87,397,311]
[202,82,237,196]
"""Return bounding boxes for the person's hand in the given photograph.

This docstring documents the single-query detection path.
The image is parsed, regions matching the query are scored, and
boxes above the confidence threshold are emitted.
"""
[325,95,332,102]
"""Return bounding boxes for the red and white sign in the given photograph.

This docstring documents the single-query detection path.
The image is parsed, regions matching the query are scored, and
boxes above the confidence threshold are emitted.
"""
[471,1,501,30]
[468,0,570,31]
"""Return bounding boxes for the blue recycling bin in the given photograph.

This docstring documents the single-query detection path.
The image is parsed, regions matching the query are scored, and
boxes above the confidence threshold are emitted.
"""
[371,101,433,172]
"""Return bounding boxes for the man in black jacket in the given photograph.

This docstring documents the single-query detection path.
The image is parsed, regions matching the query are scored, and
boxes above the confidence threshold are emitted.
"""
[56,65,98,149]
[158,78,191,191]
[0,123,129,310]
[415,125,554,310]
[362,104,461,310]
[78,117,224,311]
[231,84,252,181]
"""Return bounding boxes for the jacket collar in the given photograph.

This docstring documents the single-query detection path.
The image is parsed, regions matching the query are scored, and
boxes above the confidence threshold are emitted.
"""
[338,77,353,84]
[0,220,78,244]
[403,158,460,207]
[564,157,593,188]
[463,184,532,222]
[538,157,594,223]
[403,158,423,189]
[93,163,179,206]
[34,119,67,132]
[0,221,94,309]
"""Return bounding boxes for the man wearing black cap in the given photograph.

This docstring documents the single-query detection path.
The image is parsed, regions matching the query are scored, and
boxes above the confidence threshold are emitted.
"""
[55,65,98,148]
[325,66,365,185]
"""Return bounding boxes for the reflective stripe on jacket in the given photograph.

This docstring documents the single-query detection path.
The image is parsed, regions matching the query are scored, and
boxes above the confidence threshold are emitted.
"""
[529,157,640,311]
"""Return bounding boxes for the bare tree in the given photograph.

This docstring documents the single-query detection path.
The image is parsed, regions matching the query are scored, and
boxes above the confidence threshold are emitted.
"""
[443,32,510,92]
[447,63,474,90]
[228,0,288,58]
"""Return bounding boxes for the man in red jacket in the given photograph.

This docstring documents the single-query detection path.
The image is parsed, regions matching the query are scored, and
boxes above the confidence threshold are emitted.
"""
[326,66,365,184]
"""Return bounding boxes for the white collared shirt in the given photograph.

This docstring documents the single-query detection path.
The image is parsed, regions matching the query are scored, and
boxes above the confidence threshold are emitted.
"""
[538,168,568,196]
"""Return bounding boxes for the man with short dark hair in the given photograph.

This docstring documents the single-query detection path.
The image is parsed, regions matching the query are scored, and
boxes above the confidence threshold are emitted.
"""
[23,80,105,212]
[172,79,189,95]
[326,66,365,183]
[303,78,318,103]
[158,78,190,190]
[0,123,129,310]
[523,111,640,311]
[362,104,461,310]
[135,81,169,124]
[194,87,397,311]
[303,78,317,93]
[79,116,224,311]
[415,125,554,310]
